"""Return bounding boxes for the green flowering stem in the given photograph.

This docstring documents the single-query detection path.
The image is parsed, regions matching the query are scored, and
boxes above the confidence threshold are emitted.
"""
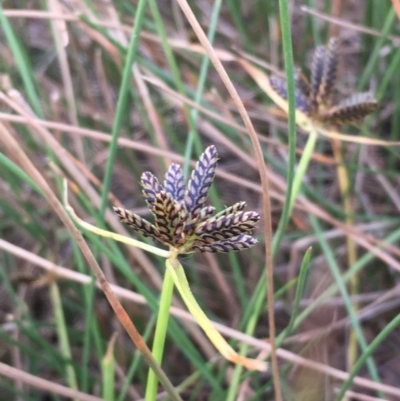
[335,312,400,401]
[63,181,170,259]
[101,333,118,401]
[145,265,175,401]
[50,281,79,401]
[166,258,267,372]
[288,127,318,213]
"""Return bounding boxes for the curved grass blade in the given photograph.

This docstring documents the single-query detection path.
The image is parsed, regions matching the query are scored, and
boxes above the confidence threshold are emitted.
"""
[63,180,170,258]
[166,258,267,371]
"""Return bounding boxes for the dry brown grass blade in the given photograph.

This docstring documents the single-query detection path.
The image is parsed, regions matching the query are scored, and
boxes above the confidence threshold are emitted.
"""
[318,126,400,146]
[300,6,400,45]
[48,0,83,163]
[0,363,104,401]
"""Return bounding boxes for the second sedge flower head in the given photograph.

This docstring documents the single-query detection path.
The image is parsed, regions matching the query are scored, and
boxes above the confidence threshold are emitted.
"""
[270,37,378,125]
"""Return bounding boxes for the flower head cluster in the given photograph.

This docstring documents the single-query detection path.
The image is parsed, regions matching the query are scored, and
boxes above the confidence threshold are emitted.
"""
[113,146,260,254]
[270,37,378,125]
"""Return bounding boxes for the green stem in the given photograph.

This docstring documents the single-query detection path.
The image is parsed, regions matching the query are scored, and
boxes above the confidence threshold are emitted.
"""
[289,129,318,212]
[50,281,79,401]
[145,263,175,401]
[101,335,116,401]
[272,0,298,259]
[100,0,148,216]
[335,312,400,401]
[276,247,312,345]
[226,285,264,401]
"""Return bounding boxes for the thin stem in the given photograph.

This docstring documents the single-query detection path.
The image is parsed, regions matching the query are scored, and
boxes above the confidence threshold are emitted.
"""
[100,0,148,216]
[289,129,318,212]
[64,189,170,258]
[50,281,79,401]
[277,247,312,344]
[331,139,359,371]
[101,333,117,401]
[145,263,175,401]
[166,258,267,371]
[273,0,298,258]
[310,215,384,399]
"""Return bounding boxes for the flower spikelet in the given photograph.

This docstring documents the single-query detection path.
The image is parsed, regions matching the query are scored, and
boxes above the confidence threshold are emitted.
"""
[193,234,257,253]
[152,191,183,246]
[310,44,326,110]
[114,145,260,255]
[164,164,185,202]
[320,92,378,124]
[195,211,260,240]
[141,172,162,210]
[184,145,218,222]
[113,207,160,241]
[270,76,311,114]
[317,37,338,106]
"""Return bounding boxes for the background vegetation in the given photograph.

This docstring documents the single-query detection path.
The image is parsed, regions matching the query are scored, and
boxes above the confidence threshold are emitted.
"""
[0,0,400,400]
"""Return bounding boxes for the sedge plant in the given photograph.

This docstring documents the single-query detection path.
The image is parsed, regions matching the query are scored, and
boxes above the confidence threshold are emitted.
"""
[241,37,397,393]
[65,145,268,399]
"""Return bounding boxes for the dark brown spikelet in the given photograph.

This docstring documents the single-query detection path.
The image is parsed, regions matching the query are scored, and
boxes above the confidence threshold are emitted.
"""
[141,172,162,209]
[310,45,326,109]
[270,76,311,113]
[321,92,378,124]
[164,164,185,202]
[184,145,218,221]
[194,211,260,241]
[192,234,257,253]
[152,191,183,246]
[113,207,160,241]
[317,37,339,107]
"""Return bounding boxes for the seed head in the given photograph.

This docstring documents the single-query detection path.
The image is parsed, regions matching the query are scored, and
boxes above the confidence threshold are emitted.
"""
[114,146,260,255]
[269,37,378,125]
